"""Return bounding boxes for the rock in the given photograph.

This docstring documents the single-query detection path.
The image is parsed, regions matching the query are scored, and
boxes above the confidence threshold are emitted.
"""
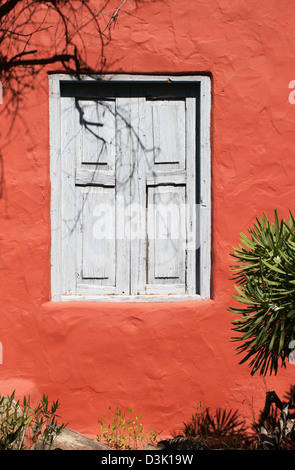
[144,436,210,451]
[31,428,112,450]
[143,443,165,451]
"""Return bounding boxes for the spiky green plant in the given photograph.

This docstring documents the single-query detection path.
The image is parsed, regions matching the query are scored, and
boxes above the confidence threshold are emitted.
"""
[0,391,67,450]
[229,209,295,376]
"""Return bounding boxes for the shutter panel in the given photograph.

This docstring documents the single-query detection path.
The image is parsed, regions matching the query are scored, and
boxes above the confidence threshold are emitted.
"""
[61,97,130,296]
[142,94,197,295]
[75,99,117,295]
[80,100,115,167]
[147,99,186,168]
[146,186,186,294]
[76,187,116,294]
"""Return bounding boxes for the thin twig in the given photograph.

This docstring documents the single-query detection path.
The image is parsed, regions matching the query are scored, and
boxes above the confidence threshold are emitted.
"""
[103,0,132,31]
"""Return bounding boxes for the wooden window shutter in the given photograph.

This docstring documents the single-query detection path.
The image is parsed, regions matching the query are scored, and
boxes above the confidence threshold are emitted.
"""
[52,77,210,301]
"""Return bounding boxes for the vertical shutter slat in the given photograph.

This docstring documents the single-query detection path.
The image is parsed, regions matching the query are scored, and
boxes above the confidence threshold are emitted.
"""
[115,98,131,294]
[130,98,147,295]
[185,97,198,295]
[61,97,78,295]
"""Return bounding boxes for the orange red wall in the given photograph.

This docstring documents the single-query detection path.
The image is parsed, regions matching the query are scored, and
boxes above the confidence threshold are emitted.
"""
[1,0,295,437]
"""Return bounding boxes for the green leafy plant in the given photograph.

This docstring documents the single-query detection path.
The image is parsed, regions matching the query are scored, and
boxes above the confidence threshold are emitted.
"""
[0,391,67,450]
[229,209,295,375]
[97,405,161,450]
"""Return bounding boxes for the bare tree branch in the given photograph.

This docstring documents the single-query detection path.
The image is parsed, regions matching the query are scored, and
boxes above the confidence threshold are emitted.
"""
[0,0,137,117]
[0,0,20,20]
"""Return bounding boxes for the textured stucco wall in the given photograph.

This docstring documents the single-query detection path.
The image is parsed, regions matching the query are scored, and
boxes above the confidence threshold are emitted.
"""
[1,0,295,438]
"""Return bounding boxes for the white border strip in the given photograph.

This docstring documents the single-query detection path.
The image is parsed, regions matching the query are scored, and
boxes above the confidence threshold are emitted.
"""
[49,74,211,302]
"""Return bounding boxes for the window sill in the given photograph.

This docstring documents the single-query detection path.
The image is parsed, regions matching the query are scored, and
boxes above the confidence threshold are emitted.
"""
[58,294,205,303]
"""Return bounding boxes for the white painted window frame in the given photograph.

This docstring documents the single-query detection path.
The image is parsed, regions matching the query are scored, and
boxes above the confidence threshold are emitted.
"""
[49,74,211,302]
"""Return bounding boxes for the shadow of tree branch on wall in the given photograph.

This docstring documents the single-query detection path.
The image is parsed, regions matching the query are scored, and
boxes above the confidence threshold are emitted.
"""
[0,0,138,112]
[0,0,143,199]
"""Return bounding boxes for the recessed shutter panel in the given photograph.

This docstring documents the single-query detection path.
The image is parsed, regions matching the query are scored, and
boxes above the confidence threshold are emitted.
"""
[146,186,186,294]
[76,186,116,294]
[147,99,186,168]
[80,100,115,167]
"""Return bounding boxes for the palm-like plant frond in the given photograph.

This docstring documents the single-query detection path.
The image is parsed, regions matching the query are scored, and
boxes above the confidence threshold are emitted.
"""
[229,210,295,375]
